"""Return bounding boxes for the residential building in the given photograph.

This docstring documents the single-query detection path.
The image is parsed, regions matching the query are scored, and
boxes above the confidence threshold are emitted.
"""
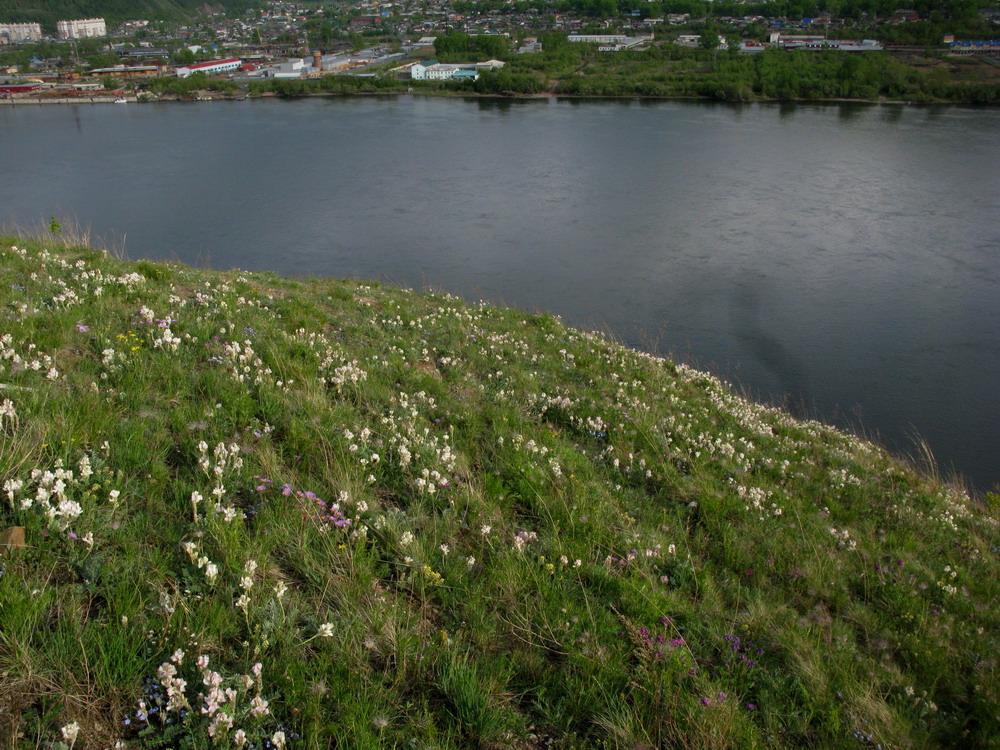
[57,18,107,39]
[890,9,920,23]
[0,22,42,43]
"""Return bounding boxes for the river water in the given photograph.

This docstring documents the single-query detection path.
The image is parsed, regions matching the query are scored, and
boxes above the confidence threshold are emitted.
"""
[1,96,998,492]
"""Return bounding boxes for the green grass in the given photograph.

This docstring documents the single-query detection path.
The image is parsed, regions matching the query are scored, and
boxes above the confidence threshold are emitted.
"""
[0,236,997,749]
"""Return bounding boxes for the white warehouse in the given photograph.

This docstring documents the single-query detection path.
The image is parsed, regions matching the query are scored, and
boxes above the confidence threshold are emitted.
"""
[410,59,505,81]
[176,58,243,78]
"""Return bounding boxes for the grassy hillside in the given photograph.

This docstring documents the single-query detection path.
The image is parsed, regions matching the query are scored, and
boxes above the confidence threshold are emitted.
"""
[0,236,997,749]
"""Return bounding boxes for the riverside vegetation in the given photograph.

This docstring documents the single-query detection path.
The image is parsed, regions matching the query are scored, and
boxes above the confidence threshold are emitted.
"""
[0,235,997,749]
[150,43,1000,105]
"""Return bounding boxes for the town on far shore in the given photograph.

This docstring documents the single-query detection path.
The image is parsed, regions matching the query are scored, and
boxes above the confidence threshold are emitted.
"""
[1,0,999,103]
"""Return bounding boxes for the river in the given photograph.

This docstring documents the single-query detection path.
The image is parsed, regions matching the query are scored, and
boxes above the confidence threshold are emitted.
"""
[1,96,998,492]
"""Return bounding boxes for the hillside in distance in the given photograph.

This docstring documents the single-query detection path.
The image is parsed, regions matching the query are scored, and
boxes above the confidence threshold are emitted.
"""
[0,235,997,748]
[0,0,252,27]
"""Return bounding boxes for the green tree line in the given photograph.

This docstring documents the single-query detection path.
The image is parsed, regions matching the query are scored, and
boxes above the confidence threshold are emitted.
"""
[551,46,1000,103]
[434,31,513,62]
[145,72,238,96]
[442,0,994,24]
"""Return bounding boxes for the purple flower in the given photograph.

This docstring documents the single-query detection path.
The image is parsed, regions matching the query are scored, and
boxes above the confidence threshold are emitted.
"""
[700,697,711,706]
[75,322,89,333]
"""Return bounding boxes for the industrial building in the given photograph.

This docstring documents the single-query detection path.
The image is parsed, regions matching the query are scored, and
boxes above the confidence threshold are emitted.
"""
[566,33,653,51]
[89,65,159,79]
[948,40,1000,54]
[0,22,42,43]
[176,59,242,78]
[0,82,42,95]
[57,18,107,39]
[410,59,505,81]
[566,34,628,44]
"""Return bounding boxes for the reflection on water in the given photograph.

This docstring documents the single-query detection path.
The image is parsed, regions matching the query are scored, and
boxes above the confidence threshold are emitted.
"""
[1,98,998,492]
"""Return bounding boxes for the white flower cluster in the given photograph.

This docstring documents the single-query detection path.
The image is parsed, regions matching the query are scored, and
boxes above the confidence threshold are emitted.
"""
[513,530,538,551]
[510,434,566,480]
[829,526,857,550]
[938,565,959,596]
[737,485,784,521]
[8,461,93,531]
[42,253,146,304]
[0,334,59,381]
[216,339,288,392]
[181,540,220,585]
[49,278,81,308]
[829,467,863,490]
[323,359,368,390]
[331,360,368,385]
[0,398,16,429]
[196,441,244,521]
[138,649,270,747]
[153,326,183,352]
[235,559,257,610]
[101,347,125,372]
[358,391,457,494]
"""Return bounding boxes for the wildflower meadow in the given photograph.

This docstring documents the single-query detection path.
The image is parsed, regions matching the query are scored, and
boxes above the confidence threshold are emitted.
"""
[0,237,997,749]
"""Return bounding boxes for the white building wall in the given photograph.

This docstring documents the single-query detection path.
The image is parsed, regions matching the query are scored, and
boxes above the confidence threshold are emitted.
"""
[0,23,42,42]
[176,59,242,78]
[412,61,502,80]
[57,18,107,39]
[427,66,458,79]
[567,34,627,44]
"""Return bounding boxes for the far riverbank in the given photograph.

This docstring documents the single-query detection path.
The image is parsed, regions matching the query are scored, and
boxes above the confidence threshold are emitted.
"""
[0,88,988,108]
[0,95,138,105]
[5,47,999,108]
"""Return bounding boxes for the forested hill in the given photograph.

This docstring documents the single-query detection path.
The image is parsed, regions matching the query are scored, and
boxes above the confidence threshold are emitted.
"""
[0,0,254,27]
